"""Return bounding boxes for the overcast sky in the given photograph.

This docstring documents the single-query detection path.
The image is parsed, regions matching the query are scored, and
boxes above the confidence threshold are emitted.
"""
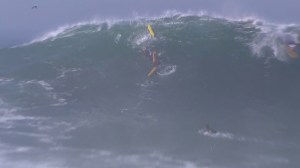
[1,0,300,47]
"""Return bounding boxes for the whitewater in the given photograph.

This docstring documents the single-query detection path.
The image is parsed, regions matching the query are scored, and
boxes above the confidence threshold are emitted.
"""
[0,13,300,168]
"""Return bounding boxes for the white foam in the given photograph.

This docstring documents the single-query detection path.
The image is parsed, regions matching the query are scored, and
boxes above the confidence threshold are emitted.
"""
[138,79,157,88]
[249,21,299,61]
[20,80,54,91]
[0,113,37,123]
[13,10,299,63]
[133,33,151,46]
[31,26,72,44]
[57,68,82,79]
[157,65,177,76]
[18,19,123,46]
[18,80,68,107]
[16,10,266,46]
[114,33,122,44]
[198,128,282,145]
[0,99,42,129]
[0,156,64,168]
[198,129,235,140]
[0,78,13,84]
[81,150,199,168]
[149,9,262,25]
[37,81,53,91]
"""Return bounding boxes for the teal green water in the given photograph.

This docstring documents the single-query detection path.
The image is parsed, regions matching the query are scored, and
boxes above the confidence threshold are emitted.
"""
[0,15,300,168]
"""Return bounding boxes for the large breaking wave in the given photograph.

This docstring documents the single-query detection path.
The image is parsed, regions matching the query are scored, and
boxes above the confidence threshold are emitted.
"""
[0,13,300,168]
[2,13,300,108]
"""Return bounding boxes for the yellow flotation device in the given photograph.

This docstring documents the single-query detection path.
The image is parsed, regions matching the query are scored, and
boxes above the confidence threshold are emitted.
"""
[147,24,155,37]
[147,67,157,77]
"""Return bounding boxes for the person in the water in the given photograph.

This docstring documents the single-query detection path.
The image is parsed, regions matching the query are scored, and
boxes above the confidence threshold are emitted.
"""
[151,50,159,67]
[143,47,159,66]
[142,47,159,77]
[287,41,300,50]
[286,41,300,59]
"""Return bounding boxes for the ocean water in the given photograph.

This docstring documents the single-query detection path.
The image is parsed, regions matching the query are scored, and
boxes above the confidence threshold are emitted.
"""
[0,14,300,168]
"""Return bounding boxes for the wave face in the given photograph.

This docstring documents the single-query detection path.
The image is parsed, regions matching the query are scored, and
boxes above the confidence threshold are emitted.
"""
[1,15,300,168]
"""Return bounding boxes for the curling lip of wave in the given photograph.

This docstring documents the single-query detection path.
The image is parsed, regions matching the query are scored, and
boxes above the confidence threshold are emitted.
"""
[17,10,273,47]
